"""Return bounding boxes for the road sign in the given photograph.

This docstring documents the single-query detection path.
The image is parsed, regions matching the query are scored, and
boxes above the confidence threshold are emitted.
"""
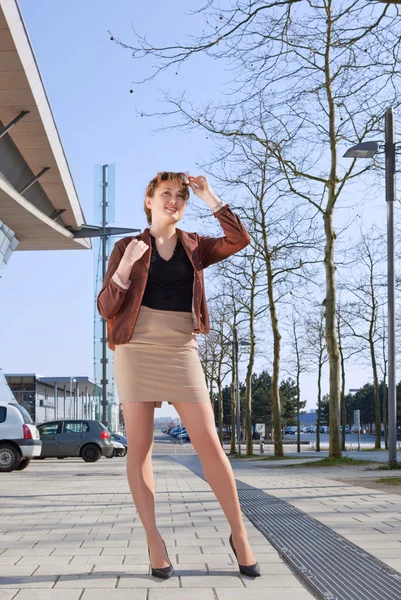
[255,423,266,434]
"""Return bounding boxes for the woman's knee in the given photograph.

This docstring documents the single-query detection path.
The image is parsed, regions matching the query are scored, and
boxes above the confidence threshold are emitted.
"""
[122,402,154,455]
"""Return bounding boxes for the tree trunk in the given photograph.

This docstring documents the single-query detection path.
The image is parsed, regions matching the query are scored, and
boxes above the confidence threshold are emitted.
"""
[230,351,236,455]
[266,254,283,457]
[324,5,341,459]
[218,379,223,446]
[371,341,381,449]
[323,210,341,458]
[316,352,323,452]
[383,379,388,450]
[245,271,256,456]
[337,316,346,451]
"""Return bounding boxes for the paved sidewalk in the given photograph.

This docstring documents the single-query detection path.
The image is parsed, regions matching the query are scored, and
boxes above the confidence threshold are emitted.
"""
[229,458,401,574]
[0,456,315,600]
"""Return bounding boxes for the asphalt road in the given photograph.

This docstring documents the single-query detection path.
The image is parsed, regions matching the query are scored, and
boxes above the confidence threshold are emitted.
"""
[282,432,381,445]
[153,430,395,455]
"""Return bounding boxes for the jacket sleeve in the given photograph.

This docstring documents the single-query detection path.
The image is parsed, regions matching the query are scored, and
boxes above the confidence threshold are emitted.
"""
[199,204,251,269]
[97,242,130,320]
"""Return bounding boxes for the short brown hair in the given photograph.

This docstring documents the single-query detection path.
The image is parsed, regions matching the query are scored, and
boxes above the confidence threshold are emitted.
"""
[144,172,190,225]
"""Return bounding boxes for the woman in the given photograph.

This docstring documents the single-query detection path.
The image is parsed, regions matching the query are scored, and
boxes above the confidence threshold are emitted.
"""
[97,172,260,579]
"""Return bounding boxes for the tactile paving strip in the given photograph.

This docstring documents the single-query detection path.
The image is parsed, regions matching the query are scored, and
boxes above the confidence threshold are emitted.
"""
[173,455,401,600]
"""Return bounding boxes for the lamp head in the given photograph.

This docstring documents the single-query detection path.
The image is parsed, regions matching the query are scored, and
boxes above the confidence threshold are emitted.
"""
[343,141,380,159]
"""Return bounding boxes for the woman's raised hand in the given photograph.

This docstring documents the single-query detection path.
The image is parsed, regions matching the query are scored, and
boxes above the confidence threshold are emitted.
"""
[122,239,149,266]
[188,175,220,206]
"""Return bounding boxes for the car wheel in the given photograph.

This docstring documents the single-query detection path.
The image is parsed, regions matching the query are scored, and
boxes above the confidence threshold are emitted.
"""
[81,444,101,463]
[121,449,127,457]
[0,444,21,472]
[16,457,31,471]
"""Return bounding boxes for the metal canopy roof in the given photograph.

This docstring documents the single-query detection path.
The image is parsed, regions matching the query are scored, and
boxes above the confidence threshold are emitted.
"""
[0,0,91,250]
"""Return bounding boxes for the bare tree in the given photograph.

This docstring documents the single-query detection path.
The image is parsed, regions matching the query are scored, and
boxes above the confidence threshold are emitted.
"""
[283,310,310,453]
[199,295,238,445]
[338,226,387,449]
[200,136,322,456]
[113,0,401,457]
[304,305,328,452]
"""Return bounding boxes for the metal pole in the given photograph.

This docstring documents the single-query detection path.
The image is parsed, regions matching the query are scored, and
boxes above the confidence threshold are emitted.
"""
[54,381,57,420]
[386,107,397,467]
[102,164,109,426]
[234,327,241,456]
[69,378,72,419]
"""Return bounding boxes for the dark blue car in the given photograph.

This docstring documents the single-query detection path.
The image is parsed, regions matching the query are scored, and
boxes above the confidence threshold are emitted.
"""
[110,433,128,448]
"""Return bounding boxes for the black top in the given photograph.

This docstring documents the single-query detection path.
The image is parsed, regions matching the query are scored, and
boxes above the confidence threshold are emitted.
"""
[141,233,194,312]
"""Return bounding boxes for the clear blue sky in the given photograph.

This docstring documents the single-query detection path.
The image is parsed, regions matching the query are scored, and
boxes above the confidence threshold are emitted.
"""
[0,0,386,418]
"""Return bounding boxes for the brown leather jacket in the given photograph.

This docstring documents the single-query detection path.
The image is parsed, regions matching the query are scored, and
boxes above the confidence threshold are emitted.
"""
[97,204,250,350]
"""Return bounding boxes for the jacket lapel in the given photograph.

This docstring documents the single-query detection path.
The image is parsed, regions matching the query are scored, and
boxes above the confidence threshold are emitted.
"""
[138,229,152,269]
[137,227,197,269]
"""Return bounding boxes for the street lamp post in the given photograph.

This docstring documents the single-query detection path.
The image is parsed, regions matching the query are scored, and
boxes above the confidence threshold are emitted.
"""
[344,107,398,468]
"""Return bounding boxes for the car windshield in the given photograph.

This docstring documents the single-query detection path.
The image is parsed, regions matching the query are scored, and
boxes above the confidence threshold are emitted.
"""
[9,403,33,424]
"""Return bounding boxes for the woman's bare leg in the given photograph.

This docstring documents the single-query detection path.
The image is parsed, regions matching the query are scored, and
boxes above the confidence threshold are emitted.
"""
[122,402,170,568]
[173,401,256,565]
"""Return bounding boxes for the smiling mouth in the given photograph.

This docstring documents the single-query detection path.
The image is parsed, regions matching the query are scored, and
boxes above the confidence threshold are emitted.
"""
[166,207,178,213]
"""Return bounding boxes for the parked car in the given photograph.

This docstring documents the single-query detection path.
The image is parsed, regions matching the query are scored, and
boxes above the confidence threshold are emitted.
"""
[171,427,186,437]
[35,419,114,462]
[284,427,296,435]
[0,400,42,472]
[110,433,127,449]
[108,440,127,457]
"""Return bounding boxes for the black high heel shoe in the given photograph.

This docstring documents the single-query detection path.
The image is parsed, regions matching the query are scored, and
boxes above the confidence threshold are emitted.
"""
[229,533,261,577]
[148,538,175,579]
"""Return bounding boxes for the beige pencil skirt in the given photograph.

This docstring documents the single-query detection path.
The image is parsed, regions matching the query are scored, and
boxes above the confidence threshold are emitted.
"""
[113,305,210,408]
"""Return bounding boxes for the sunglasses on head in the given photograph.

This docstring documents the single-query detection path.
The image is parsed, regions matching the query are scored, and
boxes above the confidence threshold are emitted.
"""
[160,172,189,184]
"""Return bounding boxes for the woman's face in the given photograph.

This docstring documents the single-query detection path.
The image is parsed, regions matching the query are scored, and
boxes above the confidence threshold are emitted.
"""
[146,181,188,224]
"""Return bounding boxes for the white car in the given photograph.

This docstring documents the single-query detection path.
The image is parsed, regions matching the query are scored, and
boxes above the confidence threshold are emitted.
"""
[0,400,42,472]
[107,440,127,458]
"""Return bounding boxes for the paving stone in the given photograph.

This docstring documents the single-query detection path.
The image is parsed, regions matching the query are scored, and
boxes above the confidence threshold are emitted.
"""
[0,550,54,557]
[117,574,179,587]
[91,565,149,574]
[0,558,21,566]
[51,548,102,556]
[241,574,307,588]
[12,591,82,600]
[180,575,243,587]
[82,591,146,600]
[215,587,316,599]
[0,592,19,600]
[82,541,128,548]
[0,577,57,588]
[0,567,37,577]
[175,554,233,565]
[33,566,93,576]
[16,557,73,566]
[69,555,124,565]
[148,589,214,600]
[101,548,146,556]
[54,575,118,588]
